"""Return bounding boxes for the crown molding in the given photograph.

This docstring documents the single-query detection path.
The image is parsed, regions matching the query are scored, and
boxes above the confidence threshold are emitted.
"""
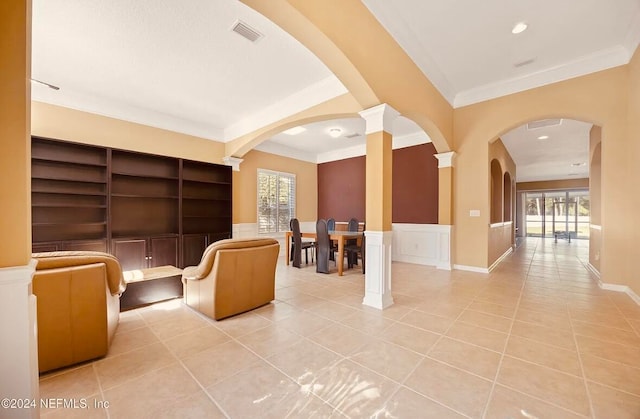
[453,45,631,108]
[623,10,640,56]
[31,86,225,141]
[224,75,347,141]
[253,141,318,163]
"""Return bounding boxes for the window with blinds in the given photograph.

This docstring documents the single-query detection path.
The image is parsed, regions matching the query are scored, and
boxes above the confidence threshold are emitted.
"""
[257,169,296,234]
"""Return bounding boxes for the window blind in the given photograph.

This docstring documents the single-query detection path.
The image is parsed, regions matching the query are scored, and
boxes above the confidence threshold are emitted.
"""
[257,169,296,233]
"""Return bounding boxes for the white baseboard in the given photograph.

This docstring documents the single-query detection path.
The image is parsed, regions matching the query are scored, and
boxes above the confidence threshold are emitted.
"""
[597,280,640,306]
[488,247,513,272]
[586,263,601,279]
[453,264,490,274]
[587,261,640,306]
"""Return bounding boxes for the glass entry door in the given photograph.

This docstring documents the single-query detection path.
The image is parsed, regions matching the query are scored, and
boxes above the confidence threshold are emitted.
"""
[524,190,589,239]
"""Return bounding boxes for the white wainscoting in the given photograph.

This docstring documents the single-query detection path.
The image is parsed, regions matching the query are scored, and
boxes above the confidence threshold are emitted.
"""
[233,222,451,268]
[233,222,315,258]
[232,223,258,239]
[391,224,452,270]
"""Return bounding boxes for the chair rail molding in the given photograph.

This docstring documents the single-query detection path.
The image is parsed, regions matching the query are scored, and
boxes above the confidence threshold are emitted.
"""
[391,223,452,270]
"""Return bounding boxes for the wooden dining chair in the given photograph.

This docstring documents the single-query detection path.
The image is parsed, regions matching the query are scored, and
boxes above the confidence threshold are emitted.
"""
[291,218,314,268]
[326,217,338,261]
[344,217,360,268]
[344,225,365,274]
[315,219,333,274]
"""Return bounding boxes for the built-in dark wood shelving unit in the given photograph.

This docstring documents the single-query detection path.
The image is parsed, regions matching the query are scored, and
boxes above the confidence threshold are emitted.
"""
[30,137,232,268]
[179,159,232,266]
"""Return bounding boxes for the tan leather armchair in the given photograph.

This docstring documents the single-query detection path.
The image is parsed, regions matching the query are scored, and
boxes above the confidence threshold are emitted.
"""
[32,251,126,373]
[182,238,280,320]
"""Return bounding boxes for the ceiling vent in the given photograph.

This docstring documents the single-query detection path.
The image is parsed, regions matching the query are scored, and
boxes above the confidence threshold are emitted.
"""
[345,133,361,139]
[231,20,263,43]
[527,119,563,130]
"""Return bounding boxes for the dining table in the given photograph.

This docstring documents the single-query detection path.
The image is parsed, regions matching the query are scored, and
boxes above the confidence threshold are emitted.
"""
[285,230,363,276]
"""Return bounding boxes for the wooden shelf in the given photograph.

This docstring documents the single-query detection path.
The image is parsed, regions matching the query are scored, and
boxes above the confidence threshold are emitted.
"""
[32,204,107,208]
[33,222,107,226]
[32,136,107,166]
[31,175,106,184]
[182,215,231,218]
[32,190,105,196]
[32,156,107,168]
[182,178,231,185]
[182,196,231,201]
[112,194,179,199]
[111,171,179,180]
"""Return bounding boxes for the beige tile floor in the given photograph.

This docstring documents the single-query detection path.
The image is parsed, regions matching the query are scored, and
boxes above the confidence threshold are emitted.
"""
[39,238,640,418]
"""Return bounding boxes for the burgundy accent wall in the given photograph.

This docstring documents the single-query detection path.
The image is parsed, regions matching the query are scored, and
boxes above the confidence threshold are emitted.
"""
[317,156,366,222]
[392,143,439,224]
[317,143,439,224]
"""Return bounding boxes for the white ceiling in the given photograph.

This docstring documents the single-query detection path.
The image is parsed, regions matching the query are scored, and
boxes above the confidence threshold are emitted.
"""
[501,119,591,182]
[31,0,640,181]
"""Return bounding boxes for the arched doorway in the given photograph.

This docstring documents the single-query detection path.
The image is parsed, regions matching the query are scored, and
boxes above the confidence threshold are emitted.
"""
[501,119,594,245]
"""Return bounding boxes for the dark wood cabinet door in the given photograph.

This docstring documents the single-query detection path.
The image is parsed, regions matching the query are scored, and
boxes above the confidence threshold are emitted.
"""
[112,239,147,271]
[182,234,208,268]
[149,236,178,268]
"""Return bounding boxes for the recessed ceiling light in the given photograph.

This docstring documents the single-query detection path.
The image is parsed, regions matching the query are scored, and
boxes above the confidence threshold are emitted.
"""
[328,128,342,138]
[537,135,549,140]
[282,126,306,135]
[512,22,528,34]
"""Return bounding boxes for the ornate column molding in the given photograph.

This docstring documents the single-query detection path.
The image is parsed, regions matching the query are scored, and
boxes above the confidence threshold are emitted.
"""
[222,156,243,171]
[434,151,456,168]
[359,103,400,135]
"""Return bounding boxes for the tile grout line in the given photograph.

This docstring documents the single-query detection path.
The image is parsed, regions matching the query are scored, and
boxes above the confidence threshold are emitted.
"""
[390,297,479,418]
[569,303,598,418]
[480,235,535,418]
[137,306,234,418]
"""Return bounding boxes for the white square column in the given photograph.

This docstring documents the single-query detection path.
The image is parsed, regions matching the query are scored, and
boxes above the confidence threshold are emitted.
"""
[359,103,399,310]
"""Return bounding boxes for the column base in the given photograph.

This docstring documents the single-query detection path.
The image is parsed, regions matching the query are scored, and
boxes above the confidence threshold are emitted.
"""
[0,260,39,419]
[362,230,394,310]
